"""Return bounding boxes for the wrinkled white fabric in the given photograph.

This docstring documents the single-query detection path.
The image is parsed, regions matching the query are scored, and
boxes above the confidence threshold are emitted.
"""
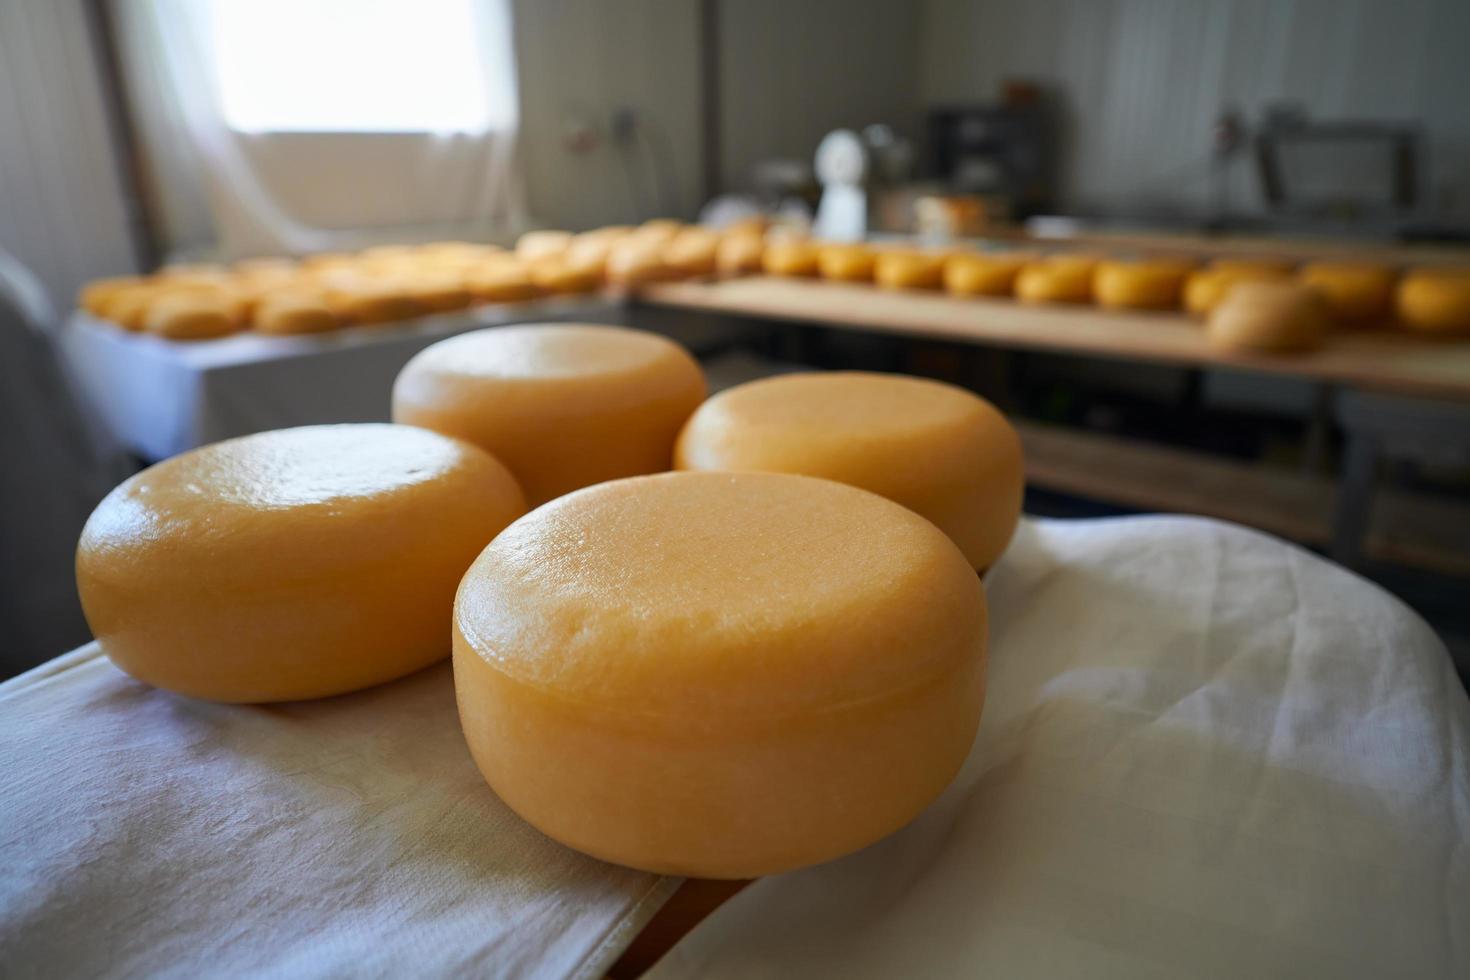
[651,516,1470,979]
[0,652,675,979]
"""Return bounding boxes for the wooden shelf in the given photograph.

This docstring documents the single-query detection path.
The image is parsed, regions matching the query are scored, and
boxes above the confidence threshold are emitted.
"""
[635,277,1470,402]
[1018,422,1470,578]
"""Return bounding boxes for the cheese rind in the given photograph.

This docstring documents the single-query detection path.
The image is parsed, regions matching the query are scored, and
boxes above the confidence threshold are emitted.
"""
[393,324,706,506]
[675,371,1023,570]
[453,471,987,877]
[76,424,526,702]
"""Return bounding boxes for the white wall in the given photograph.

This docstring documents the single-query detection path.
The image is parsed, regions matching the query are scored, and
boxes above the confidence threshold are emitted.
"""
[0,0,139,307]
[718,0,922,191]
[917,0,1470,218]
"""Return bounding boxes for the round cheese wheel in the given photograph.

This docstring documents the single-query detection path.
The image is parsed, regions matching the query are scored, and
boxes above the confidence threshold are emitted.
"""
[1396,269,1470,335]
[466,258,541,303]
[515,230,573,262]
[943,252,1032,297]
[79,276,146,318]
[144,290,242,340]
[1207,281,1329,353]
[1015,256,1096,304]
[874,250,945,290]
[393,323,706,506]
[325,282,426,324]
[253,292,340,335]
[675,371,1023,570]
[98,282,163,330]
[662,228,722,276]
[1298,262,1397,321]
[716,233,765,276]
[606,236,681,286]
[564,228,628,278]
[453,470,987,878]
[1093,259,1194,310]
[1183,267,1291,318]
[407,273,474,312]
[1209,257,1296,277]
[817,243,877,282]
[527,256,601,294]
[77,424,525,702]
[761,240,820,277]
[634,219,683,248]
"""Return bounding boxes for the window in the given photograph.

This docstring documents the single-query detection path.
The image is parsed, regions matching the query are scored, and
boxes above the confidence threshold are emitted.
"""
[208,0,511,134]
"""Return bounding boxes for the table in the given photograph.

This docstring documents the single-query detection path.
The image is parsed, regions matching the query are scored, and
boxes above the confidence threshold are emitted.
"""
[58,298,621,461]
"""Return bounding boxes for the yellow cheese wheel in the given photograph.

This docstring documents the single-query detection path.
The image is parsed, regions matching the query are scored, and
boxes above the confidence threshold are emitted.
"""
[563,228,628,279]
[143,290,242,340]
[253,292,341,335]
[406,272,474,312]
[675,371,1023,570]
[1298,262,1397,321]
[1183,267,1291,318]
[943,252,1032,297]
[1396,269,1470,335]
[634,219,683,248]
[515,230,573,262]
[663,228,722,276]
[97,282,163,331]
[527,256,601,294]
[453,470,987,877]
[78,276,146,318]
[1093,259,1194,310]
[817,243,877,282]
[1209,257,1296,277]
[325,282,426,324]
[605,236,680,286]
[466,258,541,303]
[77,424,525,702]
[761,240,820,277]
[1015,257,1096,304]
[874,250,945,290]
[1207,281,1329,353]
[716,232,765,276]
[393,323,706,506]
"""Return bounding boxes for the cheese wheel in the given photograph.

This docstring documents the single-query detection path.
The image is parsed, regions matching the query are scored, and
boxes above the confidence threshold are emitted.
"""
[874,250,945,290]
[466,258,541,303]
[453,470,987,877]
[1209,257,1296,277]
[761,240,820,277]
[1183,267,1291,318]
[515,230,573,262]
[77,424,525,702]
[1298,262,1396,321]
[98,281,163,330]
[1015,257,1095,304]
[231,257,298,279]
[817,243,876,282]
[1094,259,1194,310]
[527,255,601,294]
[663,227,721,277]
[943,252,1032,297]
[675,371,1023,570]
[564,228,629,278]
[1207,281,1329,353]
[605,236,681,286]
[143,290,241,340]
[393,323,706,506]
[407,273,474,312]
[253,292,340,335]
[716,233,765,276]
[325,282,426,324]
[1396,269,1470,335]
[78,276,146,317]
[634,219,683,247]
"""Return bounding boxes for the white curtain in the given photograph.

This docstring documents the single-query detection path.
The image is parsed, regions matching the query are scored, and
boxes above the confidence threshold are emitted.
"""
[112,0,526,259]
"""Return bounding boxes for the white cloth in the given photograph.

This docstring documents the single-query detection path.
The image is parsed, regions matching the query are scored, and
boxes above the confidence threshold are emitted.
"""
[652,516,1470,978]
[0,648,676,979]
[57,301,617,460]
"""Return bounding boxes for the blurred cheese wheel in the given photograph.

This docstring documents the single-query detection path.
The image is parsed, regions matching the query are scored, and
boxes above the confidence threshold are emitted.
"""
[407,273,474,312]
[326,282,426,324]
[943,252,1032,297]
[1207,281,1329,353]
[466,258,540,303]
[676,371,1023,570]
[78,276,145,317]
[1183,267,1290,317]
[231,257,298,279]
[874,250,945,290]
[564,228,629,277]
[761,240,820,277]
[817,243,877,282]
[453,470,987,877]
[254,292,340,335]
[1094,259,1194,310]
[144,290,241,340]
[716,233,765,276]
[77,424,525,702]
[1396,269,1470,335]
[663,228,722,276]
[1015,257,1096,304]
[1209,257,1296,277]
[515,230,573,262]
[393,323,706,506]
[634,219,683,247]
[98,282,163,330]
[606,236,680,286]
[1296,262,1397,322]
[528,256,600,294]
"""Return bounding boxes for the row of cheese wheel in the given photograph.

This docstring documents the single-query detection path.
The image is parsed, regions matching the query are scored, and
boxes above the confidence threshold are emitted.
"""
[750,242,1470,337]
[77,323,1023,878]
[74,219,752,340]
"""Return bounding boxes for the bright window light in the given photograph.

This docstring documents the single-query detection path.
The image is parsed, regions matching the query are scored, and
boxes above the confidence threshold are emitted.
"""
[208,0,507,133]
